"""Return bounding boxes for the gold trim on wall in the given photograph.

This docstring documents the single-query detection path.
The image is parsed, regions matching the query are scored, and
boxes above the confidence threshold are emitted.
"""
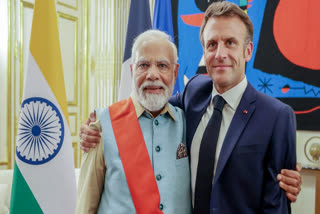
[112,1,117,103]
[72,142,79,168]
[15,1,34,168]
[0,162,9,166]
[57,12,79,106]
[82,0,89,124]
[6,0,12,169]
[78,0,89,163]
[20,1,34,104]
[58,0,78,11]
[69,112,78,136]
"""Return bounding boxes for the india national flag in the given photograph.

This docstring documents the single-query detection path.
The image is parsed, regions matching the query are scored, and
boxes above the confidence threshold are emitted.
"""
[9,0,77,213]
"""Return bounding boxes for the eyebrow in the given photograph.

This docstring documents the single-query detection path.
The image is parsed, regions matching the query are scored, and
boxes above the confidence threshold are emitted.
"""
[136,57,148,62]
[206,36,239,46]
[136,58,170,63]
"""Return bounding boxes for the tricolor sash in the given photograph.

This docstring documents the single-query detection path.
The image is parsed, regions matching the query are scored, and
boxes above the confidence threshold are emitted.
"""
[109,97,163,214]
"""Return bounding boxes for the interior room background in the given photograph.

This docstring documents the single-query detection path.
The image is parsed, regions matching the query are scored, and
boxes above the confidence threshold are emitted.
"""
[0,0,319,213]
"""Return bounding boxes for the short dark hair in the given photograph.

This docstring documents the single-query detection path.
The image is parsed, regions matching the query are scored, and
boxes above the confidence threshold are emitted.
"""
[199,1,254,47]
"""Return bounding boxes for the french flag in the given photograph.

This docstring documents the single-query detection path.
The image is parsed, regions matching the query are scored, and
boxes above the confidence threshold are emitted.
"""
[118,0,152,100]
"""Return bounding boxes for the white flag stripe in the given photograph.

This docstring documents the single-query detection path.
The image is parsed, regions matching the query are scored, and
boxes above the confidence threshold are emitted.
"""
[16,51,76,214]
[118,58,132,101]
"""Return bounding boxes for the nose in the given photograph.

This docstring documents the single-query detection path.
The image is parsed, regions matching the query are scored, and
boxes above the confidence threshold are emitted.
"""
[215,44,227,60]
[146,64,160,81]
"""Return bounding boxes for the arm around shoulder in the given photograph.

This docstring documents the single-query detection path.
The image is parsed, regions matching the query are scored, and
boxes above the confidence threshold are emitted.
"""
[76,121,106,214]
[262,104,296,213]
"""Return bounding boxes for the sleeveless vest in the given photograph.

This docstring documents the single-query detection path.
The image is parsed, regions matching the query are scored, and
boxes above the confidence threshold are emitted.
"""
[96,100,192,214]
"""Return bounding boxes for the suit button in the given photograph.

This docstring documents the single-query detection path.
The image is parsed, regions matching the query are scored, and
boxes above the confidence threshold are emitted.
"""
[159,203,164,210]
[156,174,162,181]
[155,146,161,152]
[154,120,159,126]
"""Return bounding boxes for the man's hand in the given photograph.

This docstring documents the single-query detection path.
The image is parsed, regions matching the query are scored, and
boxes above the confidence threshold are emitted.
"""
[79,112,101,152]
[277,163,302,202]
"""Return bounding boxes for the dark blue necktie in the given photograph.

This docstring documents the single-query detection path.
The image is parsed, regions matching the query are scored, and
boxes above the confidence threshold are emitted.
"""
[194,95,226,214]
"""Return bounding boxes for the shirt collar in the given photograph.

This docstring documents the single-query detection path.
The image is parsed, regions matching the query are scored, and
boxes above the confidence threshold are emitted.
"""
[130,93,176,121]
[211,76,248,110]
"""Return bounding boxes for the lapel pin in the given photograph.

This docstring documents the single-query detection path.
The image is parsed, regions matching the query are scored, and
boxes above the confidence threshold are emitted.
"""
[243,110,248,114]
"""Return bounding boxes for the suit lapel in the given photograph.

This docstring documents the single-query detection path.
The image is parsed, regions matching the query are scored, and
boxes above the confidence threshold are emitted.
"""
[213,83,257,184]
[186,95,211,150]
[185,75,213,150]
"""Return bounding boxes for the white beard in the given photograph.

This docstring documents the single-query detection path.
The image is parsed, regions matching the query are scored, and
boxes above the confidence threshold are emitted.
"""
[133,77,175,112]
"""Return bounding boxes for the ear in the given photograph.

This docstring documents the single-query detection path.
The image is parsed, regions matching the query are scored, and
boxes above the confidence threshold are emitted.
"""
[245,41,253,62]
[174,64,179,80]
[130,64,133,77]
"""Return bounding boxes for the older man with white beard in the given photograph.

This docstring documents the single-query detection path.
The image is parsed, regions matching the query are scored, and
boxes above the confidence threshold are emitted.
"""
[76,30,192,214]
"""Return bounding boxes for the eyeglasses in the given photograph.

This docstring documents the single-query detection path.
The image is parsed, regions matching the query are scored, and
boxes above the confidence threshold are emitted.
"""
[134,60,176,73]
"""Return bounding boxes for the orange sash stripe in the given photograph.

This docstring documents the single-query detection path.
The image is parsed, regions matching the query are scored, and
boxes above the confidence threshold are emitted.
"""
[109,97,163,214]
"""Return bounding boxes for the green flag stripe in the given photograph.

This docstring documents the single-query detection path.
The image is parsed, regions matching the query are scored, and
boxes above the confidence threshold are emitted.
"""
[10,162,43,214]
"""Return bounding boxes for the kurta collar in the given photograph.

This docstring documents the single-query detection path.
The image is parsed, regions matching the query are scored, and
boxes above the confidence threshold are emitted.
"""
[130,93,176,121]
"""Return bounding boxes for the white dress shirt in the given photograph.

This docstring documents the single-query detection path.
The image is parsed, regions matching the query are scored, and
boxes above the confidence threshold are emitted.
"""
[190,77,248,204]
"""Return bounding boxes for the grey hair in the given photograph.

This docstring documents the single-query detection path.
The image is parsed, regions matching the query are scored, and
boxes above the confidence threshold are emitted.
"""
[131,29,178,63]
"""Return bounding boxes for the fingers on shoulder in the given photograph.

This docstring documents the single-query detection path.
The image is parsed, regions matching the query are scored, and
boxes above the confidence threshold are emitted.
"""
[286,192,297,203]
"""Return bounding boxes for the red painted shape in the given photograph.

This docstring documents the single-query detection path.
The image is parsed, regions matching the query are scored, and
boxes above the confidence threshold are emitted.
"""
[295,106,320,114]
[274,0,320,70]
[281,87,290,93]
[181,13,204,27]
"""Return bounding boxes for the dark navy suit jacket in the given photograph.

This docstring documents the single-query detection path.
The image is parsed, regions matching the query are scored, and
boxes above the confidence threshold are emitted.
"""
[170,74,296,214]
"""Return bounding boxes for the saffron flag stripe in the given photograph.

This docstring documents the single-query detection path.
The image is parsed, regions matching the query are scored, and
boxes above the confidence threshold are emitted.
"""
[29,0,68,120]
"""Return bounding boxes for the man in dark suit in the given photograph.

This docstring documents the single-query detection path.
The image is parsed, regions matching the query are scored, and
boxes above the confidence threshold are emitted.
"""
[79,1,301,213]
[168,2,296,213]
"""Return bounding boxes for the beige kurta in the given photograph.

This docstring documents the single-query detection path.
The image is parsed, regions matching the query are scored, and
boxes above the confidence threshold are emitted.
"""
[76,95,175,214]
